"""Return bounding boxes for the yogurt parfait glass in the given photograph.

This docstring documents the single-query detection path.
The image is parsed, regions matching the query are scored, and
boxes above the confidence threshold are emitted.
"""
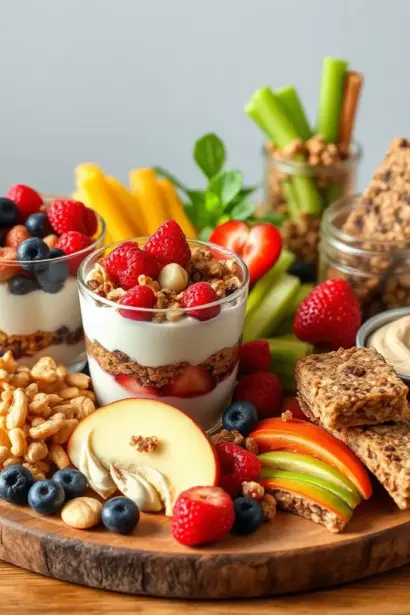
[0,197,106,370]
[78,239,249,432]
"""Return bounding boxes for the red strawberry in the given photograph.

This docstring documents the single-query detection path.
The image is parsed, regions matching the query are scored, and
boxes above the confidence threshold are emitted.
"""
[281,396,307,421]
[238,340,270,376]
[48,199,92,235]
[5,225,31,249]
[55,231,93,275]
[115,374,159,397]
[215,441,261,497]
[234,372,283,419]
[118,285,156,321]
[5,184,43,221]
[210,221,281,285]
[293,278,361,350]
[163,365,214,398]
[181,281,220,321]
[172,486,235,546]
[144,220,191,267]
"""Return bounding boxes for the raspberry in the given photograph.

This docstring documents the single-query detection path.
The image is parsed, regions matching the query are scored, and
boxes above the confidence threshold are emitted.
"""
[215,441,262,497]
[118,285,156,321]
[181,281,220,321]
[234,372,283,419]
[84,207,98,236]
[104,243,159,289]
[104,241,139,281]
[48,199,92,235]
[144,220,190,267]
[294,278,361,350]
[5,225,31,249]
[5,185,43,221]
[55,231,93,276]
[171,486,235,546]
[238,340,270,377]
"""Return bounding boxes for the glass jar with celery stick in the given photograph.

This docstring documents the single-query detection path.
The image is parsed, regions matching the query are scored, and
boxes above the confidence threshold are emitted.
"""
[246,57,363,265]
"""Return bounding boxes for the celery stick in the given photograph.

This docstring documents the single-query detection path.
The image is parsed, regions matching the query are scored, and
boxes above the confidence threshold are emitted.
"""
[273,316,294,336]
[268,338,313,373]
[271,283,314,336]
[246,249,295,315]
[276,86,312,141]
[290,283,314,313]
[282,181,300,220]
[243,274,300,341]
[316,57,348,143]
[325,180,344,208]
[292,173,323,215]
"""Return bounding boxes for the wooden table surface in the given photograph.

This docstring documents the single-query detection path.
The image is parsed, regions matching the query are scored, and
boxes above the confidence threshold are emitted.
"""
[2,560,409,615]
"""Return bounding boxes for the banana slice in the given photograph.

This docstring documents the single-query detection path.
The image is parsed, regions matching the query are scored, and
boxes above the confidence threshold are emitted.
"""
[79,431,116,499]
[138,465,174,517]
[109,464,163,513]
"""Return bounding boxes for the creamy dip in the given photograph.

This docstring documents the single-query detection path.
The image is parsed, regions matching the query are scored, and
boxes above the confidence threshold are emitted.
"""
[367,315,410,377]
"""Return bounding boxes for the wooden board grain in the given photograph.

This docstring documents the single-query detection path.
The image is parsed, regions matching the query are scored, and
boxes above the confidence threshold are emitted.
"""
[0,485,410,599]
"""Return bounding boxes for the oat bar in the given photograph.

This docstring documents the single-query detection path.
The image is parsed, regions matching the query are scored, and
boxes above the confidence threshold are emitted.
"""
[296,347,409,430]
[273,490,348,533]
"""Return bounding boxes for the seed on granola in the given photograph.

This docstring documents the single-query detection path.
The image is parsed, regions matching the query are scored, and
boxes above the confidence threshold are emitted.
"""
[129,435,159,452]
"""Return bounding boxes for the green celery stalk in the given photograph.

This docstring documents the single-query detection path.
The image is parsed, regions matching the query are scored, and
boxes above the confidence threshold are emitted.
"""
[282,181,299,220]
[267,337,313,374]
[243,274,300,341]
[246,249,295,315]
[316,57,348,143]
[276,85,312,141]
[272,283,314,336]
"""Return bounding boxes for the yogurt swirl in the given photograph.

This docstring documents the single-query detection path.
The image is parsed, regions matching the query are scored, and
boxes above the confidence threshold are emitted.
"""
[367,315,410,377]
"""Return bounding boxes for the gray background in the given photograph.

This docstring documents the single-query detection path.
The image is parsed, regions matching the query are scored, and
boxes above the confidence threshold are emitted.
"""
[0,0,408,196]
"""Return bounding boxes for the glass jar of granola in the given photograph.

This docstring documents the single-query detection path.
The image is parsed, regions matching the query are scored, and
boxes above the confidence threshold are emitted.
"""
[319,194,410,320]
[262,139,362,264]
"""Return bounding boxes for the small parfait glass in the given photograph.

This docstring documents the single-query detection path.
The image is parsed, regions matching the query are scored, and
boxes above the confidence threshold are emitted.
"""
[78,239,249,432]
[0,196,106,370]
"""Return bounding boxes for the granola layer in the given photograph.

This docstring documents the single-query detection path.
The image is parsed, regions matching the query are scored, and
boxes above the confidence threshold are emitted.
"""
[296,347,409,429]
[270,489,348,533]
[86,336,240,390]
[0,326,83,360]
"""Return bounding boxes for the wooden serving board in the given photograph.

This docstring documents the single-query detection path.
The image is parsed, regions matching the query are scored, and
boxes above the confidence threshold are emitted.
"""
[1,484,410,599]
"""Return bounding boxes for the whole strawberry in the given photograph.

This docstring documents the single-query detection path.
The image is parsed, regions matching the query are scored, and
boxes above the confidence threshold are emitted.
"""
[293,278,361,350]
[234,372,283,419]
[172,486,235,546]
[238,340,270,377]
[55,231,93,275]
[215,441,262,497]
[144,220,191,267]
[181,281,220,321]
[48,199,97,236]
[5,184,43,221]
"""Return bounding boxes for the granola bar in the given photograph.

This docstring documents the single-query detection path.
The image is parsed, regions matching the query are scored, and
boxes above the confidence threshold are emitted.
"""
[296,347,409,430]
[272,489,348,533]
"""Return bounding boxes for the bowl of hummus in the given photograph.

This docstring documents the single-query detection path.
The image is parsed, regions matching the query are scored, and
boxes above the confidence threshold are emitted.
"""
[356,307,410,383]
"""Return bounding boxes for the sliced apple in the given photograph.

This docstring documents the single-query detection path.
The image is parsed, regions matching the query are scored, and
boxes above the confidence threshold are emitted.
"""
[68,399,219,511]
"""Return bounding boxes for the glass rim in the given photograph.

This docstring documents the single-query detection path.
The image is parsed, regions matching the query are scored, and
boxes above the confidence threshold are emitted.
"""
[263,140,362,176]
[78,238,250,314]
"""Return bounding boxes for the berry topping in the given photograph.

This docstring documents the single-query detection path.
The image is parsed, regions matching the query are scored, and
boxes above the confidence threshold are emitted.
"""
[5,185,43,221]
[181,281,221,321]
[162,365,214,398]
[48,199,93,235]
[118,285,156,321]
[25,212,52,238]
[222,400,259,436]
[103,241,140,283]
[0,465,34,505]
[118,250,160,290]
[35,247,69,293]
[0,197,18,228]
[55,231,93,275]
[84,206,98,236]
[171,486,235,546]
[101,496,140,535]
[5,225,30,248]
[28,479,65,515]
[8,275,39,295]
[293,278,361,350]
[232,496,264,535]
[144,220,191,267]
[238,340,271,377]
[0,247,19,281]
[215,441,262,497]
[234,372,283,419]
[16,237,50,272]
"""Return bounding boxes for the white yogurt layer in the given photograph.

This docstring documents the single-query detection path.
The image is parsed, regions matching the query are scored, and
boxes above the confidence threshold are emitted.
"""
[88,357,236,431]
[0,277,82,335]
[18,340,86,369]
[80,293,246,367]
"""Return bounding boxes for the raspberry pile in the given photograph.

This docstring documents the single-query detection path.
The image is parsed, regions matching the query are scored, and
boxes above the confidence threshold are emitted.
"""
[91,220,242,322]
[0,185,98,296]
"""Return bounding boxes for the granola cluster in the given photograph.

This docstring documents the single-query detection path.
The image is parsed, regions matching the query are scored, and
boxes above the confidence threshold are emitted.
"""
[0,326,83,360]
[281,213,321,265]
[129,435,159,453]
[211,428,259,454]
[0,352,96,480]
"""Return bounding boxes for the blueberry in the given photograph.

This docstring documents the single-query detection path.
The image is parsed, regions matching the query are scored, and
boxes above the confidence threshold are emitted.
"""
[232,496,264,535]
[289,260,317,284]
[0,465,34,505]
[222,401,259,436]
[25,212,52,238]
[7,275,40,295]
[35,247,69,292]
[101,496,140,534]
[0,197,18,228]
[53,468,88,500]
[28,479,65,515]
[17,237,50,272]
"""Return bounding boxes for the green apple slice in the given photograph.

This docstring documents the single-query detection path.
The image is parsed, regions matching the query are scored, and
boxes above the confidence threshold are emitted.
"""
[246,249,295,315]
[260,467,360,510]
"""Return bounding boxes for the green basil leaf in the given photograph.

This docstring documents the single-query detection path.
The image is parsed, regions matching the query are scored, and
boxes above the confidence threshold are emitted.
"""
[199,226,213,241]
[238,184,260,198]
[216,214,230,225]
[248,211,287,227]
[153,166,190,194]
[193,133,226,179]
[230,199,256,221]
[208,170,243,207]
[204,191,222,214]
[186,189,206,206]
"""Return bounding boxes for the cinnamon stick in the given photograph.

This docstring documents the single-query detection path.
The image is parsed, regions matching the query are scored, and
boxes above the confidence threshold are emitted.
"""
[338,71,364,149]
